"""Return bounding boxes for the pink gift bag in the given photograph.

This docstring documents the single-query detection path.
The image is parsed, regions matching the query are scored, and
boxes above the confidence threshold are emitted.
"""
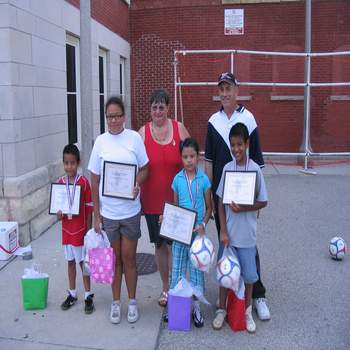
[89,247,115,284]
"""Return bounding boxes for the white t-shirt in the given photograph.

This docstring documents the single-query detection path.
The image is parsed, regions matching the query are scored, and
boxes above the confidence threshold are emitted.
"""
[216,158,268,248]
[88,129,149,220]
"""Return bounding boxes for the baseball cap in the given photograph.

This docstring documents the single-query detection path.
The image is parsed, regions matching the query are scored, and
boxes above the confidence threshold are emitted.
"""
[218,72,238,86]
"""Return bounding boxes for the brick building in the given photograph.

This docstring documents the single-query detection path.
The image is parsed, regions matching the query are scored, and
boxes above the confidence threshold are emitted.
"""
[1,0,349,244]
[130,0,350,153]
[0,0,130,244]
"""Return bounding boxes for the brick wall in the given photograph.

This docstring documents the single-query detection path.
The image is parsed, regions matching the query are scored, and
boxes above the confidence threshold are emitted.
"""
[130,0,350,153]
[66,0,129,41]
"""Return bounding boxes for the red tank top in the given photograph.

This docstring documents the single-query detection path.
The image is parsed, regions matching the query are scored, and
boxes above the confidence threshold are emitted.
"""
[141,120,182,214]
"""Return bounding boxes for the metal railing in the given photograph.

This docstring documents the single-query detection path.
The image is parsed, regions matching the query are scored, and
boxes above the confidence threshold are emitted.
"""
[174,49,350,172]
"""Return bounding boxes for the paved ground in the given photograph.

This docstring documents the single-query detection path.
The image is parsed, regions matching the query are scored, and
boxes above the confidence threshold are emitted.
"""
[157,165,350,350]
[1,161,350,350]
[0,218,162,350]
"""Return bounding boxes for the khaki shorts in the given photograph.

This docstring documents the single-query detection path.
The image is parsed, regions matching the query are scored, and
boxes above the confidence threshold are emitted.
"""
[102,212,141,243]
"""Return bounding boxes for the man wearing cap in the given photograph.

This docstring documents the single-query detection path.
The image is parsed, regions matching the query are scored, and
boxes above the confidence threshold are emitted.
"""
[205,72,271,321]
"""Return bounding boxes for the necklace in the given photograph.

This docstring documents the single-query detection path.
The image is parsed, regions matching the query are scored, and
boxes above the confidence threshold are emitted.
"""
[151,119,170,143]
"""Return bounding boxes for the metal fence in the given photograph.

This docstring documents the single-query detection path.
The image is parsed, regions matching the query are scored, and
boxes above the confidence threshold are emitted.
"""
[174,49,350,172]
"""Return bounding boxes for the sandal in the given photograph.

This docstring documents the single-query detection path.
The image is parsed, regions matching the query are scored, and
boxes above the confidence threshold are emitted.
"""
[212,309,226,330]
[158,291,168,307]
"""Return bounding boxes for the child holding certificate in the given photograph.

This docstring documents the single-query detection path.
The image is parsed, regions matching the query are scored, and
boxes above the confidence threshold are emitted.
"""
[170,138,212,327]
[56,144,95,314]
[213,123,268,333]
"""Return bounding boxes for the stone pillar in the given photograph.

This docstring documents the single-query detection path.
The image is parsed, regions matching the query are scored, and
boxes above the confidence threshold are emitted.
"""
[80,0,94,176]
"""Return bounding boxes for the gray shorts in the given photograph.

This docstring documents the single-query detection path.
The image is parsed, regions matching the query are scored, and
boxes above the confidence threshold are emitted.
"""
[102,212,141,243]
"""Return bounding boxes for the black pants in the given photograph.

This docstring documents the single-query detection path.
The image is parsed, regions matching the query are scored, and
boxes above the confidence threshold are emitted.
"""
[213,196,266,299]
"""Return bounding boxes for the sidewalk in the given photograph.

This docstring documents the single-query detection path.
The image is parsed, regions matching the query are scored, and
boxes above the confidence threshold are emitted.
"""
[1,162,350,350]
[157,164,350,350]
[0,218,163,350]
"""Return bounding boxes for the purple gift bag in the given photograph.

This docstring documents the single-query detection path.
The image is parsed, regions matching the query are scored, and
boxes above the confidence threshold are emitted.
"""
[168,294,192,331]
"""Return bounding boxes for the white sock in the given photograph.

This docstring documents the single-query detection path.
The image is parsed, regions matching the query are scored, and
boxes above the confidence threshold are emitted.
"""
[69,289,77,298]
[85,291,92,300]
[112,300,120,305]
[129,298,137,305]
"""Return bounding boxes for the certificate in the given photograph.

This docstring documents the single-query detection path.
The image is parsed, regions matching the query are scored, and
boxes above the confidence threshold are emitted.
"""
[49,183,81,215]
[102,161,137,200]
[222,171,257,205]
[160,203,197,245]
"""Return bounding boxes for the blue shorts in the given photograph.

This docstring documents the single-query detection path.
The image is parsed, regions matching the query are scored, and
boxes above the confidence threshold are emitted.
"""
[218,243,258,284]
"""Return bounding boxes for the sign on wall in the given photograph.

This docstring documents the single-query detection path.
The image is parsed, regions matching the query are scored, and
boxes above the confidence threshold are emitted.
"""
[224,9,244,35]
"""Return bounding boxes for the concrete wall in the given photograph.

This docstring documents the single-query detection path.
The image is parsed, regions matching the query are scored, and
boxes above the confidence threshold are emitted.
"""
[0,0,131,244]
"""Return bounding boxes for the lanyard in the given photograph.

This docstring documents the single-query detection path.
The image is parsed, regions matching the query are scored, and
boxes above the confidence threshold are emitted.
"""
[184,169,199,210]
[234,158,249,172]
[65,174,80,218]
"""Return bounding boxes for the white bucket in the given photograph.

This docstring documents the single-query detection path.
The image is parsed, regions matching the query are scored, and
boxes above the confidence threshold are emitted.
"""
[0,222,19,260]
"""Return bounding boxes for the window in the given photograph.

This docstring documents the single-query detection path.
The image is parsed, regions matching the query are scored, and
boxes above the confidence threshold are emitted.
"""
[99,48,108,134]
[120,56,126,101]
[66,34,81,145]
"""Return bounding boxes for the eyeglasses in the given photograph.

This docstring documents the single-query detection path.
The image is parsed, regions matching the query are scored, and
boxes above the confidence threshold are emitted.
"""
[151,104,167,112]
[106,113,124,120]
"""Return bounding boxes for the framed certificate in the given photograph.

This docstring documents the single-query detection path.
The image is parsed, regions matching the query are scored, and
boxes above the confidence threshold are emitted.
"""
[49,183,81,215]
[102,161,137,200]
[222,171,257,205]
[160,203,197,246]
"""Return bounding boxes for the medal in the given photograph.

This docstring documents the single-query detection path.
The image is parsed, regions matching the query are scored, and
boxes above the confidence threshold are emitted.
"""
[65,174,80,219]
[184,169,199,210]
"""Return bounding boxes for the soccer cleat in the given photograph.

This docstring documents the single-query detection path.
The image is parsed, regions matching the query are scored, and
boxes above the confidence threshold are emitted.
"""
[192,300,204,328]
[245,305,256,333]
[61,293,77,310]
[110,301,121,324]
[84,294,95,314]
[253,298,271,321]
[127,302,139,323]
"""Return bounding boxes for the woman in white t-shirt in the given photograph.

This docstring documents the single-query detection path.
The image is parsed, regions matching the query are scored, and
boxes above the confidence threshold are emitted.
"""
[88,96,149,324]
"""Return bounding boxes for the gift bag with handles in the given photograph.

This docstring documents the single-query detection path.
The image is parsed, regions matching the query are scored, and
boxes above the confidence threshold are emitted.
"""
[88,230,115,284]
[21,264,49,310]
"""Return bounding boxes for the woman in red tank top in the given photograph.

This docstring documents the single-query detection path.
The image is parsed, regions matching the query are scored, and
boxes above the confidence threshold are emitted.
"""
[139,89,189,307]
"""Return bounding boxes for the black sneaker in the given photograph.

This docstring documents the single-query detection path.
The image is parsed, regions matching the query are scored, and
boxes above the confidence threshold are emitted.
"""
[163,310,168,323]
[61,293,77,310]
[84,294,95,314]
[192,301,204,328]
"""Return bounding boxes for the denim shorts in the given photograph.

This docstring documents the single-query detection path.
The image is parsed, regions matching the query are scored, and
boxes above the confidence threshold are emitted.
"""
[218,243,258,284]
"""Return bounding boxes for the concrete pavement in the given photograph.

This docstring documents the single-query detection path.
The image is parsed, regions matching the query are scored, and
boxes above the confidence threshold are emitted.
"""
[1,160,350,350]
[157,162,350,350]
[0,218,163,350]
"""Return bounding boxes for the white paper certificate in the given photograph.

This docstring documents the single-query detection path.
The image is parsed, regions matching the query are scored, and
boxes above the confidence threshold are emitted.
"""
[102,161,137,200]
[222,171,257,205]
[49,183,81,215]
[160,203,197,245]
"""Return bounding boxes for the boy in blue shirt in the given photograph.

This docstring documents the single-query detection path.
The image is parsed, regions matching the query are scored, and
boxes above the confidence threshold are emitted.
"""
[213,123,268,333]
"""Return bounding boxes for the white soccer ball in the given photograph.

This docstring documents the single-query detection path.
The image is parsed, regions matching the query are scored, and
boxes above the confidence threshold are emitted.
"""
[216,252,241,289]
[190,236,215,272]
[329,236,347,260]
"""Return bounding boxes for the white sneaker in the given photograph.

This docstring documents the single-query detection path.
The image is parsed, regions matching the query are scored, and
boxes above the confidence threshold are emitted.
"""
[245,305,256,333]
[212,309,226,330]
[127,302,139,323]
[110,301,121,324]
[253,298,271,321]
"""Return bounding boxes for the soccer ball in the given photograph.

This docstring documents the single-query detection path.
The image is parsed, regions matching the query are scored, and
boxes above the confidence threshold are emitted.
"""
[329,236,347,260]
[190,236,215,272]
[216,252,241,289]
